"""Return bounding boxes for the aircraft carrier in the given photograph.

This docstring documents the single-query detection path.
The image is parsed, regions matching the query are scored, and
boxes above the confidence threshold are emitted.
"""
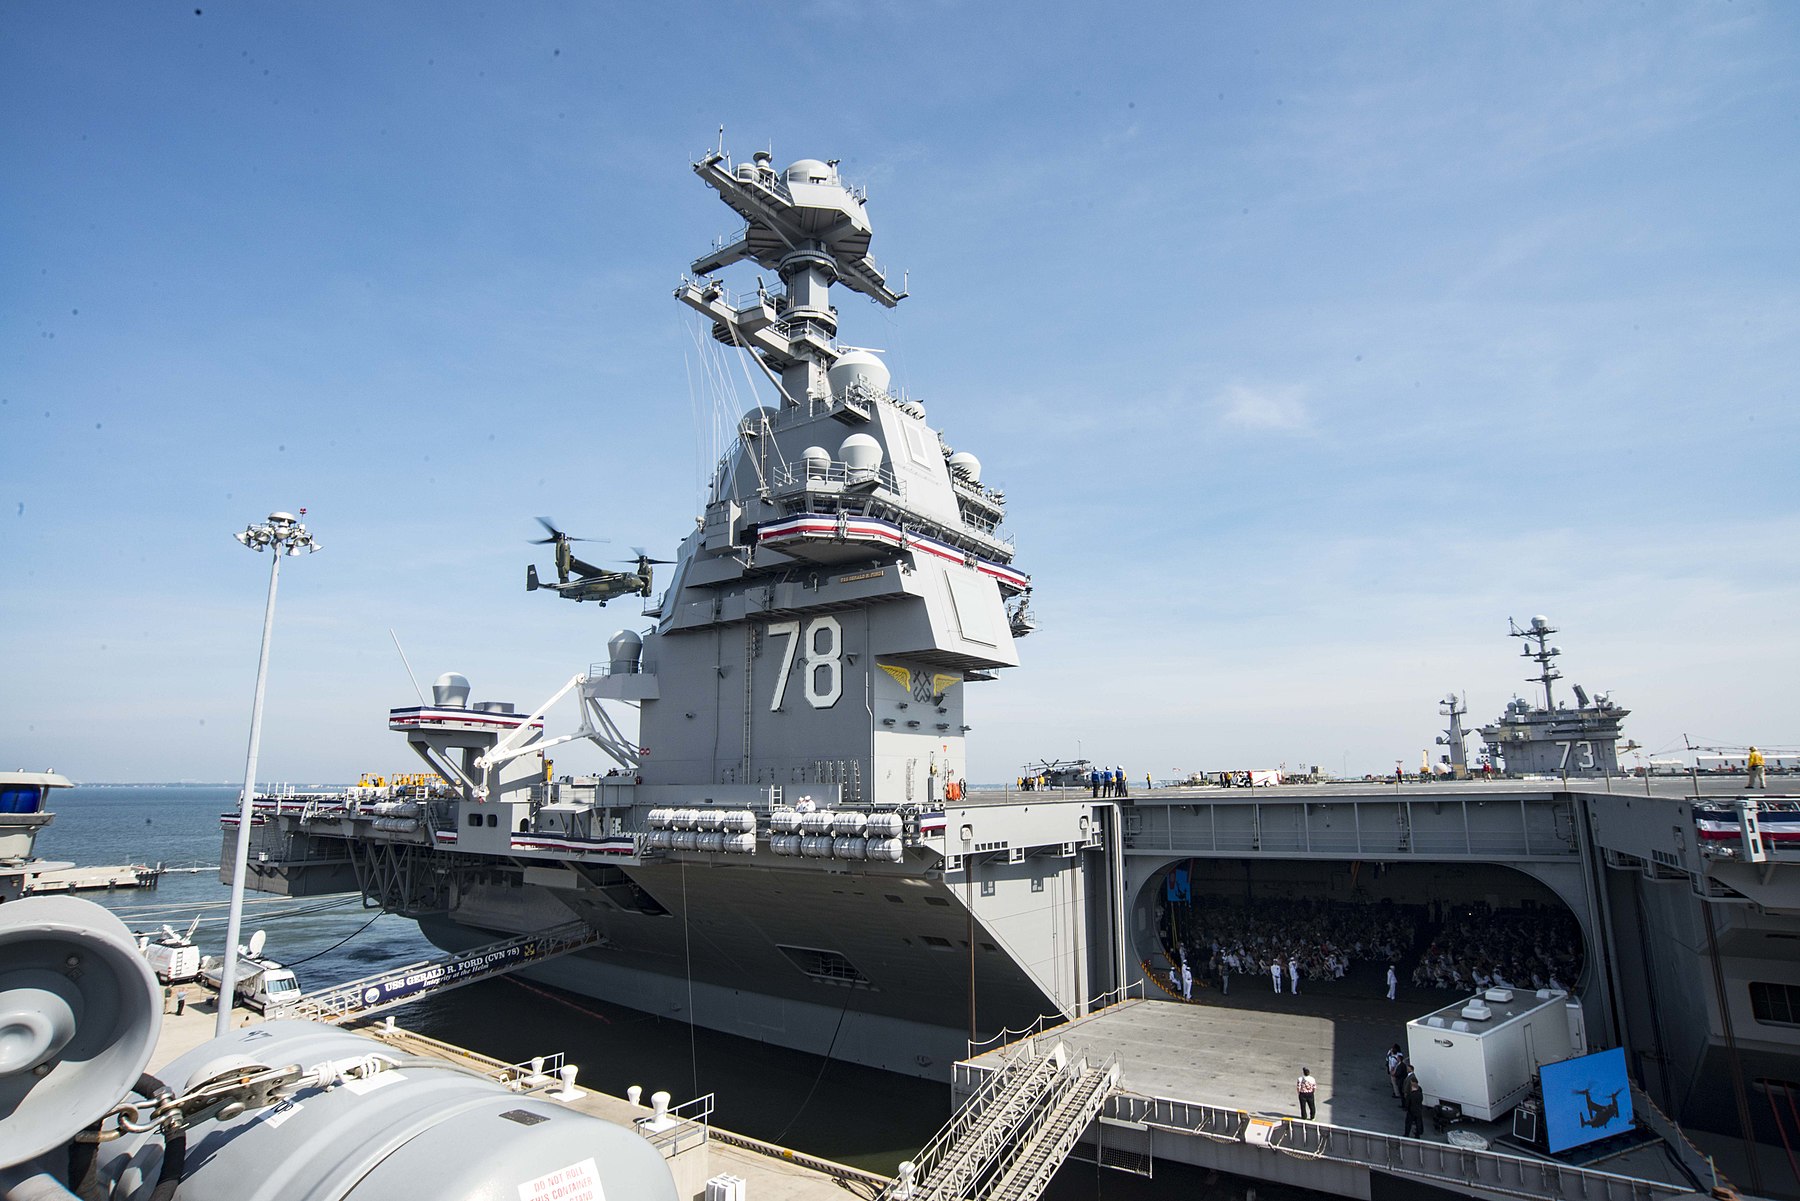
[222,143,1800,1198]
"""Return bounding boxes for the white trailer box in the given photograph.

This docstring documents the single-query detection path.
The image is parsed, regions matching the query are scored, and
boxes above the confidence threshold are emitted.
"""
[1406,988,1586,1120]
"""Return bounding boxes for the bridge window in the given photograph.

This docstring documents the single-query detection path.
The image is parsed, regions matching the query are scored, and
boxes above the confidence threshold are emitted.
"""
[1750,981,1800,1027]
[777,945,872,987]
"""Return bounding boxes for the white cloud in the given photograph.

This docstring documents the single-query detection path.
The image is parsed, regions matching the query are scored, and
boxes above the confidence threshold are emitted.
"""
[1212,383,1312,433]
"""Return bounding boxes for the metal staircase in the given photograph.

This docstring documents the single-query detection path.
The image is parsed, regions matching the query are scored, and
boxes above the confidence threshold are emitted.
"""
[887,1040,1116,1201]
[985,1056,1119,1201]
[282,920,598,1025]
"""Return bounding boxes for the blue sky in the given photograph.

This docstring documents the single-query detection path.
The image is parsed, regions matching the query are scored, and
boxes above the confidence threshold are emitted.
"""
[5,2,1797,783]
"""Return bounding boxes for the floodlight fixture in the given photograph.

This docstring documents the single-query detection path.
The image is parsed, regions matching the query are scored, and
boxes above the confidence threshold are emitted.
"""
[218,509,320,1035]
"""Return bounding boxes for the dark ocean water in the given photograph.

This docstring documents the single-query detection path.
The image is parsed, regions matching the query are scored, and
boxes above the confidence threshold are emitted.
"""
[33,786,1295,1197]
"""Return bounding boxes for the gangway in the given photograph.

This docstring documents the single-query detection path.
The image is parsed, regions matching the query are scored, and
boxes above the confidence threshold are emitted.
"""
[887,1040,1116,1201]
[986,1056,1118,1201]
[281,920,598,1025]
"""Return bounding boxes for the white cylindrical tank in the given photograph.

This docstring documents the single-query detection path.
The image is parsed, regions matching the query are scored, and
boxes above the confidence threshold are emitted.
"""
[698,832,725,853]
[831,812,867,837]
[833,836,868,861]
[865,812,903,838]
[770,834,803,856]
[647,808,674,830]
[648,831,674,850]
[722,833,756,854]
[800,810,836,835]
[827,349,891,399]
[431,672,471,708]
[948,451,982,482]
[720,810,756,834]
[607,629,644,676]
[768,808,802,834]
[866,837,904,862]
[800,835,834,859]
[673,809,700,830]
[673,831,699,852]
[839,434,883,476]
[696,810,724,832]
[96,1021,677,1201]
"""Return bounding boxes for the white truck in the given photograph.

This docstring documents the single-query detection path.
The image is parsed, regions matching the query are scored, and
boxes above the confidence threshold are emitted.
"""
[1406,987,1587,1121]
[199,930,302,1012]
[137,918,202,984]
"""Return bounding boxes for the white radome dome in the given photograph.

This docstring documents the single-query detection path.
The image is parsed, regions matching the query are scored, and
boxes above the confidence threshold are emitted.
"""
[948,451,982,482]
[432,672,471,708]
[840,433,884,474]
[827,350,890,399]
[785,158,835,185]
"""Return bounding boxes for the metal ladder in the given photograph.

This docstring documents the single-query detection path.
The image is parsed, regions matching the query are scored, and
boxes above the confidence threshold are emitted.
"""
[984,1056,1119,1201]
[895,1041,1115,1201]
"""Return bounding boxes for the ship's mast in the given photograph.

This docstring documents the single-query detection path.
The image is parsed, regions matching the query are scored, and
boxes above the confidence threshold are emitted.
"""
[1509,615,1562,710]
[1437,692,1469,776]
[680,149,903,409]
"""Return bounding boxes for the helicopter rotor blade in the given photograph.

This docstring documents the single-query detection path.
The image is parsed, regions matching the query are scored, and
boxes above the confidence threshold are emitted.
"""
[532,516,606,544]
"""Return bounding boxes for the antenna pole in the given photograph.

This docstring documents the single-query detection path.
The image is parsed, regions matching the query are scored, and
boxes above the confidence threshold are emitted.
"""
[390,629,428,706]
[220,546,281,1036]
[221,512,318,1036]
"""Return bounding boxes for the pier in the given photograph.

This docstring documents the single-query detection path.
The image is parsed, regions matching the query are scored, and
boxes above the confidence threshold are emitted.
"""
[955,997,1723,1201]
[25,862,166,893]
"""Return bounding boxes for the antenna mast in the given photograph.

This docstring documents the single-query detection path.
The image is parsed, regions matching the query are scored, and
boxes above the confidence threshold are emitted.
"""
[1509,615,1562,710]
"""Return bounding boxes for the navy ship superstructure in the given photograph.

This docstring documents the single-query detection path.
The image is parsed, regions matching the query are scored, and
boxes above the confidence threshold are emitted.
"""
[219,148,1800,1197]
[223,145,1125,1078]
[1479,616,1630,777]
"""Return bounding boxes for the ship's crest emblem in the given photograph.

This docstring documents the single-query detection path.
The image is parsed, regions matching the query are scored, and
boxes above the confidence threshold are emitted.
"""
[879,662,962,702]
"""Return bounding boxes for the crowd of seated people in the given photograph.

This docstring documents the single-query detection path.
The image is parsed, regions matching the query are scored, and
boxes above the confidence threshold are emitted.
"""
[1410,905,1583,992]
[1163,895,1419,990]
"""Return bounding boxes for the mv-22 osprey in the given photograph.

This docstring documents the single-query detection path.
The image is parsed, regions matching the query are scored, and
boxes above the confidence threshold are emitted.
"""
[525,517,672,606]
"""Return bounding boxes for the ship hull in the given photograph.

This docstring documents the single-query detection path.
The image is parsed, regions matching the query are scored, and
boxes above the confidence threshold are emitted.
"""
[416,911,975,1078]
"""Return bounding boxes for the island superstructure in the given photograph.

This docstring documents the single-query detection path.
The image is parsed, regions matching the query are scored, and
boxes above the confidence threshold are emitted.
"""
[225,144,1123,1078]
[1478,616,1630,776]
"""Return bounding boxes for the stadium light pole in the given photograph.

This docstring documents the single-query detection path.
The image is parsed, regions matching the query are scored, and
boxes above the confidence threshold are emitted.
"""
[218,511,319,1035]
